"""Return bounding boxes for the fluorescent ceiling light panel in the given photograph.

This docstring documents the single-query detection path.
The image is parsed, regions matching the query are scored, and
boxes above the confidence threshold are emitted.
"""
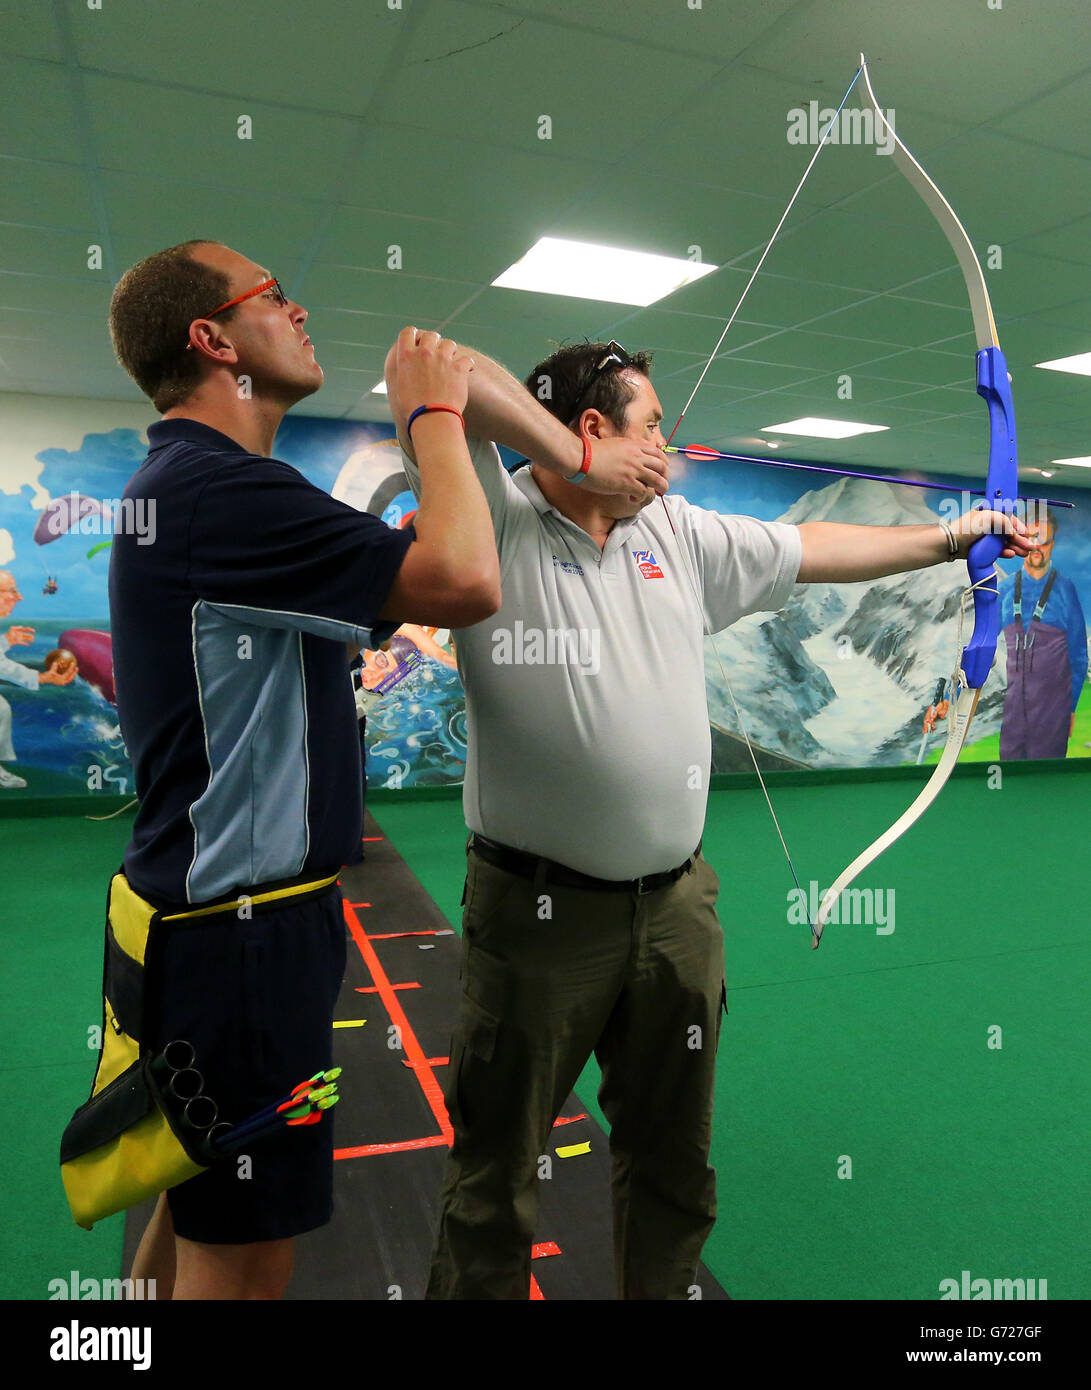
[491,236,716,306]
[1050,456,1091,468]
[371,380,388,394]
[1035,352,1091,376]
[762,417,889,439]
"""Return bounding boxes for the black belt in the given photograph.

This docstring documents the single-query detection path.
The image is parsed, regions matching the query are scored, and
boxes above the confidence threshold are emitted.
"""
[469,834,701,896]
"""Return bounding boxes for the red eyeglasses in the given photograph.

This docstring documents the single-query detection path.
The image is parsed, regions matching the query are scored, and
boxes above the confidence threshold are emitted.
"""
[184,278,289,350]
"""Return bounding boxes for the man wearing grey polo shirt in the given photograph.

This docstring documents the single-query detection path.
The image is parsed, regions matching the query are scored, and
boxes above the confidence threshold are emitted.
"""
[384,337,1028,1300]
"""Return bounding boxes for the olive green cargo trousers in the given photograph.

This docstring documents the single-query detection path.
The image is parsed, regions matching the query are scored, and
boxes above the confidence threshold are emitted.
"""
[426,838,726,1300]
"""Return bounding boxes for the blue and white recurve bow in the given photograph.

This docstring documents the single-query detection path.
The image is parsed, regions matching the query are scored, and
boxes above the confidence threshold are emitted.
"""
[812,55,1019,944]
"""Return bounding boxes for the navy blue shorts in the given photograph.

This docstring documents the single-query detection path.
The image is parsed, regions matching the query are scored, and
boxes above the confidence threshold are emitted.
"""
[147,881,347,1244]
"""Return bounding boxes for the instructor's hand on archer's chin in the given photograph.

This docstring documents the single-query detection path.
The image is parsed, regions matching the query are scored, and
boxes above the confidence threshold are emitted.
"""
[583,435,670,499]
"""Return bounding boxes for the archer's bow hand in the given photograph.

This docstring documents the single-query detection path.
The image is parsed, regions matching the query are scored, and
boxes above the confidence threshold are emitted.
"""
[950,508,1032,561]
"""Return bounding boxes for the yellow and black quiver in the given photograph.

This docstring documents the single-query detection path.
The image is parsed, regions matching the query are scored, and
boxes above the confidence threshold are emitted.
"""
[59,872,213,1229]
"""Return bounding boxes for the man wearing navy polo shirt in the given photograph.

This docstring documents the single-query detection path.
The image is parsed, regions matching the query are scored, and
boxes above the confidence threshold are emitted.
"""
[103,241,504,1299]
[102,240,668,1300]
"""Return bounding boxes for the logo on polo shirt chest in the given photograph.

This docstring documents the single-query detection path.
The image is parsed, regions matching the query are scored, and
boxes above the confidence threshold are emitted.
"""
[632,548,664,579]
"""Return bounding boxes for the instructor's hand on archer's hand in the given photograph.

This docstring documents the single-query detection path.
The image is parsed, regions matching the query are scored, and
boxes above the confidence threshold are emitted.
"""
[583,436,670,501]
[386,326,473,430]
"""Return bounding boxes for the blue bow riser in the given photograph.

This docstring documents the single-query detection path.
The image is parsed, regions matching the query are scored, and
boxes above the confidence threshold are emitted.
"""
[963,345,1018,690]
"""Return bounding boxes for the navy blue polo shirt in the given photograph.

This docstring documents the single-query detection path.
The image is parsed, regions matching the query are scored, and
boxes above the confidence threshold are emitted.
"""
[109,418,413,906]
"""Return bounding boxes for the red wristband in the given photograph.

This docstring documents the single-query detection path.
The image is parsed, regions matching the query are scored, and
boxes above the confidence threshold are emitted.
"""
[406,405,466,438]
[565,434,592,484]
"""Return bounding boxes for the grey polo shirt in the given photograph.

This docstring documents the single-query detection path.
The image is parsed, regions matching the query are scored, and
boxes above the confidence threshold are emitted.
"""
[401,436,801,879]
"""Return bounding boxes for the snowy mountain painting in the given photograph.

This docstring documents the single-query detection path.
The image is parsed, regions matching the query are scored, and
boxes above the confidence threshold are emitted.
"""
[705,477,1007,768]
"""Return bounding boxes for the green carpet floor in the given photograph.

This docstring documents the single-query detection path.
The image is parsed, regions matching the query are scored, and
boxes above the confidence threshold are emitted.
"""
[1,813,132,1301]
[373,776,1089,1301]
[7,772,1087,1299]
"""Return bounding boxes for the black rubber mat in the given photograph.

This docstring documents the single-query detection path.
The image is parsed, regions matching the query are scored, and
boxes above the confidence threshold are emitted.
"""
[124,813,730,1300]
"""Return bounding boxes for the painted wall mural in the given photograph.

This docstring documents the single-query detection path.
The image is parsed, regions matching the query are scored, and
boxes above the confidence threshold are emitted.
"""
[0,395,1087,799]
